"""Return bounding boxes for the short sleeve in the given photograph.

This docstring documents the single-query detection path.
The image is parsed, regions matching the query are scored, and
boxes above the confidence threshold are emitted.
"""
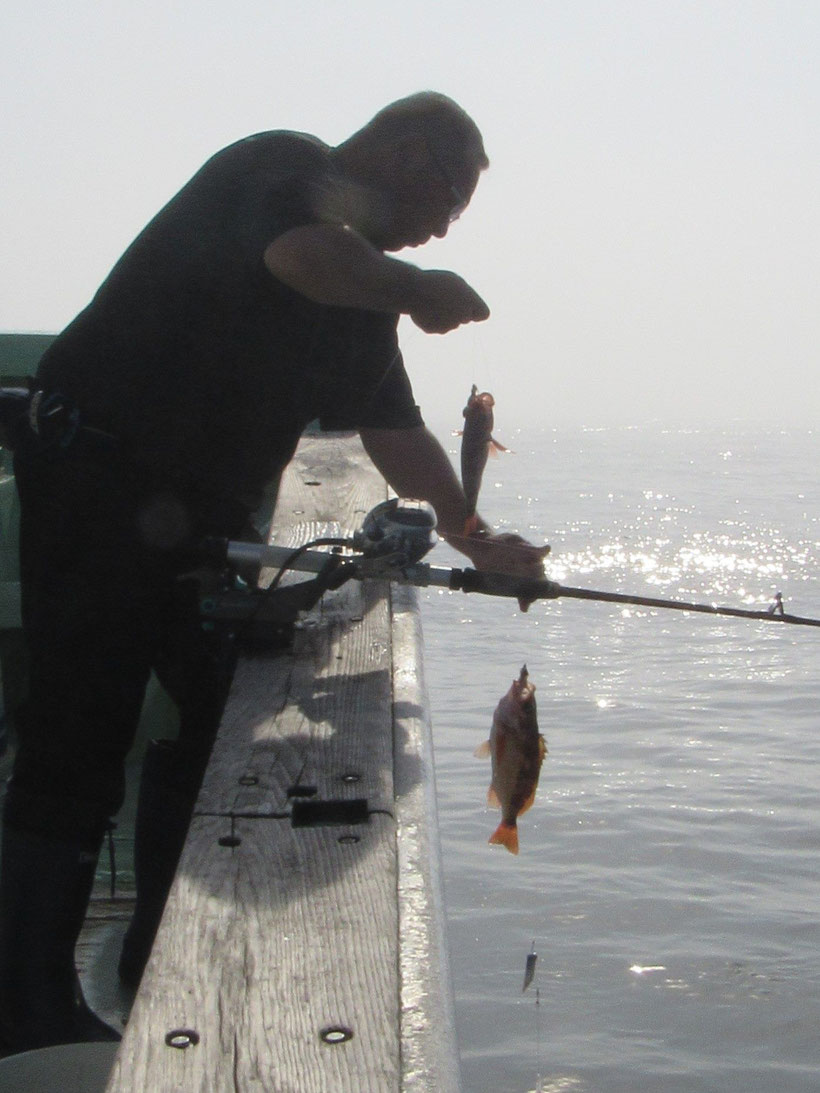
[316,311,424,432]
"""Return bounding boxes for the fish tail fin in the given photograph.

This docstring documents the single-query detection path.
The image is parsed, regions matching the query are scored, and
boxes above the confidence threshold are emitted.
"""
[463,513,481,537]
[489,821,519,855]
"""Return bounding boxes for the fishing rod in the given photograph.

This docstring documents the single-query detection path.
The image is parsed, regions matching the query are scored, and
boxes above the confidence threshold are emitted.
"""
[202,498,820,633]
[445,570,820,628]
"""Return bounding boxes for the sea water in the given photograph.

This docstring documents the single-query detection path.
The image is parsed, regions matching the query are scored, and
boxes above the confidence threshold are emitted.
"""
[419,423,819,1093]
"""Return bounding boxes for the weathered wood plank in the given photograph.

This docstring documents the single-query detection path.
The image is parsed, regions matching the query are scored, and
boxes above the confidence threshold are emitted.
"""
[199,574,394,819]
[106,435,403,1092]
[106,432,461,1092]
[108,816,398,1092]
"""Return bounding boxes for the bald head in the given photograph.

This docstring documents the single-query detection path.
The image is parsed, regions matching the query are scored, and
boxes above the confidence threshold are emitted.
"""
[360,92,489,173]
[331,92,488,251]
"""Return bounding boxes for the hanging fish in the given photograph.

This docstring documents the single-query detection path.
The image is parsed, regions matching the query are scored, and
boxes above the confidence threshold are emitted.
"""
[459,384,509,533]
[475,665,547,854]
[523,941,538,992]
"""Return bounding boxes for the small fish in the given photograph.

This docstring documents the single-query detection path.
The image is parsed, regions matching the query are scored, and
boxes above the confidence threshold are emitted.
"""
[459,385,508,532]
[475,665,547,854]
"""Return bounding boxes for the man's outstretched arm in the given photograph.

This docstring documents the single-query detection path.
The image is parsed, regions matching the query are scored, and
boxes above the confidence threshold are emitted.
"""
[264,225,489,334]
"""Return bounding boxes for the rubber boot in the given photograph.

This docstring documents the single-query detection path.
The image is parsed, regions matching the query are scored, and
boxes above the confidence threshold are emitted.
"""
[118,739,203,988]
[0,823,121,1054]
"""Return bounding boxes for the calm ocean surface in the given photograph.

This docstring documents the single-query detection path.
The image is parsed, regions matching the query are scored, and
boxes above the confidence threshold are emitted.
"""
[420,423,819,1093]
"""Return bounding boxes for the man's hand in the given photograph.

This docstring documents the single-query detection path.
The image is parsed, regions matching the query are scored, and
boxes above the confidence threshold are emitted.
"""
[459,531,551,612]
[358,425,546,610]
[408,270,490,334]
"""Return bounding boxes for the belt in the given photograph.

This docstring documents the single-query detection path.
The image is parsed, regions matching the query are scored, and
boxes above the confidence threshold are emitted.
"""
[0,387,117,453]
[5,387,254,527]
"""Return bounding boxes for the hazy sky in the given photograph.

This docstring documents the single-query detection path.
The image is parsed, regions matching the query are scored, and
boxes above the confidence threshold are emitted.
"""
[2,1,818,428]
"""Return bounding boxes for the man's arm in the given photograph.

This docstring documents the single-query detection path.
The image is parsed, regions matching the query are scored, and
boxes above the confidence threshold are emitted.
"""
[359,426,549,608]
[359,425,475,540]
[264,224,489,334]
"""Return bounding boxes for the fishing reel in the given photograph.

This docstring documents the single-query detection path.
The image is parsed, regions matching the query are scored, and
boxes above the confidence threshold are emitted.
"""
[200,497,438,648]
[352,498,437,566]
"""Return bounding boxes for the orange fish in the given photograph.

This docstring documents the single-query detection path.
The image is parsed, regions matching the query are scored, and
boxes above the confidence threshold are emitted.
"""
[475,665,547,854]
[459,385,508,533]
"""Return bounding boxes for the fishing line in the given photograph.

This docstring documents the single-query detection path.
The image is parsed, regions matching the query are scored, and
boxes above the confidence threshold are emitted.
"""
[467,320,493,377]
[523,937,545,1092]
[533,988,544,1093]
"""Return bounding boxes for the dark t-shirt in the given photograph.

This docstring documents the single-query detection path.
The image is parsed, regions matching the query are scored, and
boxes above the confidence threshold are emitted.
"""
[37,131,422,503]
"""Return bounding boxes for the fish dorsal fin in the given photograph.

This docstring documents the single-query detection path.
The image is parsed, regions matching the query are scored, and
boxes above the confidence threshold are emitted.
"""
[539,735,548,761]
[487,784,502,809]
[474,739,491,759]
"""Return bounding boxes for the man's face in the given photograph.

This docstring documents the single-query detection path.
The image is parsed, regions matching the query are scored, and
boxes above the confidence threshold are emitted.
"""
[376,144,480,252]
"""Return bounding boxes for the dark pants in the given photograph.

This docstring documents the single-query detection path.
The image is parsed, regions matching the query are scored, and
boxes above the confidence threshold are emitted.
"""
[5,440,248,844]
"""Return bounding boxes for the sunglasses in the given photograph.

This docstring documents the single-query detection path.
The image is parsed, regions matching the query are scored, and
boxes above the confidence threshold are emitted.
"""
[426,144,469,222]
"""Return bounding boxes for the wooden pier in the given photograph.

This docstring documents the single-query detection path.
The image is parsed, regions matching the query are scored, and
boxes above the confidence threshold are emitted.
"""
[104,433,461,1092]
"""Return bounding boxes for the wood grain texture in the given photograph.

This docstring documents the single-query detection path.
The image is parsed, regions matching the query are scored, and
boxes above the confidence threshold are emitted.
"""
[106,434,460,1092]
[107,817,398,1093]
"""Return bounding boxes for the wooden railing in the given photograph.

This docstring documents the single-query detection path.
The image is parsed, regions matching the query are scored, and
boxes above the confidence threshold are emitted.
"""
[105,433,460,1093]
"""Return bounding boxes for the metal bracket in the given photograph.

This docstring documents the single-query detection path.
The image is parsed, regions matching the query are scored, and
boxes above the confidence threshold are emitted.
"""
[290,798,369,828]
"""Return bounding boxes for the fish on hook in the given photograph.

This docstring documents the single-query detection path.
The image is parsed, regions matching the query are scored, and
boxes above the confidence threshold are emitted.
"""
[475,665,547,854]
[458,384,509,533]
